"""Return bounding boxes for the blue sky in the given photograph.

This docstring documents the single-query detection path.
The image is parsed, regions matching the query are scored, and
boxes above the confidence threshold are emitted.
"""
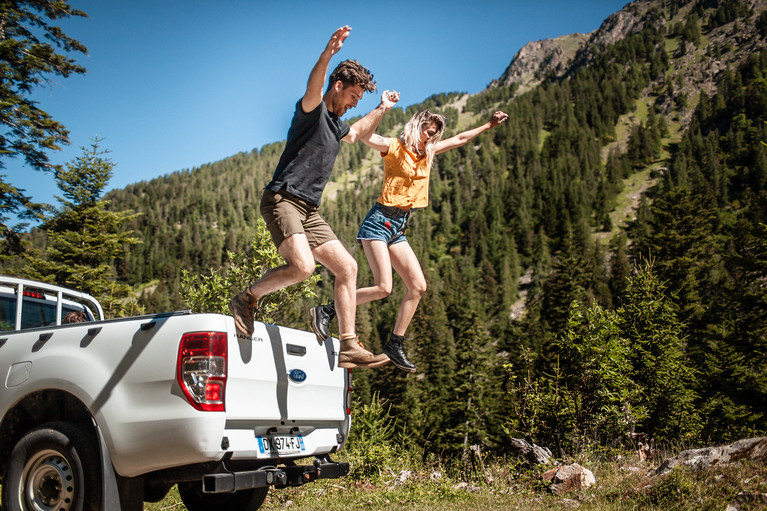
[6,0,628,225]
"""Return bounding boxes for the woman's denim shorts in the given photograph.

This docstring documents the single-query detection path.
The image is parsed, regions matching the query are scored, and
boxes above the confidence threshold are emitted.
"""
[357,202,410,246]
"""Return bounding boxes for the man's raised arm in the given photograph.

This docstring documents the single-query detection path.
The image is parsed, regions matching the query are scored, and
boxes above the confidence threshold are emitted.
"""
[301,26,351,113]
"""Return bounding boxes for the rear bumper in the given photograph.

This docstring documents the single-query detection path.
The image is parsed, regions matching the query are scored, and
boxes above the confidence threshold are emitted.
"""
[202,455,350,493]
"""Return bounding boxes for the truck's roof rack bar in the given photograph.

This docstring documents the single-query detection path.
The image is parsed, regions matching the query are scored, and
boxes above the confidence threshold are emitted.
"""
[3,275,105,329]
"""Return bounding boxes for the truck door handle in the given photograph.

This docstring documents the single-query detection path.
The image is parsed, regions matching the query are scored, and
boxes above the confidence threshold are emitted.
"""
[286,344,306,356]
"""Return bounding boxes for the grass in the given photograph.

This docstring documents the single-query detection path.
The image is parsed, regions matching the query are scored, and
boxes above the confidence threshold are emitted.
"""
[665,35,681,55]
[140,449,767,510]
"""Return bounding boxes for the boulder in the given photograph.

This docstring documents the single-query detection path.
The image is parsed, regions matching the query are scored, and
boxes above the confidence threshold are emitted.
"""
[452,482,481,493]
[511,438,553,465]
[390,470,412,488]
[656,437,767,476]
[541,463,596,495]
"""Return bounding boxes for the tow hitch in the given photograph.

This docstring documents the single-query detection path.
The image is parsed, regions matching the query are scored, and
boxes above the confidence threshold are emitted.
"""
[202,455,350,494]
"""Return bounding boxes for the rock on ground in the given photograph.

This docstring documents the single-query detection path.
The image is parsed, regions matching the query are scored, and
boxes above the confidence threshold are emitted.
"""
[541,463,596,495]
[656,437,767,476]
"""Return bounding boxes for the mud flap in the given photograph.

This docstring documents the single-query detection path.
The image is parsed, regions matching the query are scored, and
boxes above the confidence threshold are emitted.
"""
[95,421,124,510]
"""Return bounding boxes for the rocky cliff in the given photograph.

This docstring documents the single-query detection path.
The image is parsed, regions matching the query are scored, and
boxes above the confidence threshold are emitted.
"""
[491,0,767,129]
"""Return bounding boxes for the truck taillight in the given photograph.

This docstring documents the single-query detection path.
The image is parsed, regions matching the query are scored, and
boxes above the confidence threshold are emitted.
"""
[177,332,227,412]
[345,368,353,415]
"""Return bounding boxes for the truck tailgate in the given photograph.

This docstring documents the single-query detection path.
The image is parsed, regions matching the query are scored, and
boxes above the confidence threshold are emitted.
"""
[225,321,347,422]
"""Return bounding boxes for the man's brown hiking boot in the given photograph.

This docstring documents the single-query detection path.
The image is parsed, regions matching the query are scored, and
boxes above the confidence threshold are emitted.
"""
[228,290,257,337]
[338,336,389,369]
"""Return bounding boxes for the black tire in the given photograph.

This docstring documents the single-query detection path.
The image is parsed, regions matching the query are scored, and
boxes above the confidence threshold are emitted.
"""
[178,482,269,511]
[1,421,102,511]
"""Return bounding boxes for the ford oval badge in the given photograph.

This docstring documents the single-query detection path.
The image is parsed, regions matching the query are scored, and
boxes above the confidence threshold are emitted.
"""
[288,369,307,383]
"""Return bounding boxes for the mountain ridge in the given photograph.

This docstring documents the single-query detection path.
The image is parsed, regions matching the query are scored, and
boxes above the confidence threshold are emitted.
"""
[492,0,766,130]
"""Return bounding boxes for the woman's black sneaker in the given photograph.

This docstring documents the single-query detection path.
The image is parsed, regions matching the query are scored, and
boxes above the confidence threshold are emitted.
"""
[383,335,416,373]
[310,302,336,342]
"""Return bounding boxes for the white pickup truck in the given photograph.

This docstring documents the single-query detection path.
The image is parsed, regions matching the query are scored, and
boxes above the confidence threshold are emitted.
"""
[0,276,352,511]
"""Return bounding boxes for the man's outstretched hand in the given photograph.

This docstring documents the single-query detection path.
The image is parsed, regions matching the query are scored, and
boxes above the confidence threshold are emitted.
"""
[326,25,351,56]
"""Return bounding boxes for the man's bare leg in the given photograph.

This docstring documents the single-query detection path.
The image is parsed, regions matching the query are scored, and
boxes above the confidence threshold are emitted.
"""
[312,240,358,336]
[312,240,388,368]
[230,234,315,336]
[248,233,316,298]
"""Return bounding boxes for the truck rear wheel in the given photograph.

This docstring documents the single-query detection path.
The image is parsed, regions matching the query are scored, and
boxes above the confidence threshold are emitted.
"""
[178,482,268,511]
[1,421,101,511]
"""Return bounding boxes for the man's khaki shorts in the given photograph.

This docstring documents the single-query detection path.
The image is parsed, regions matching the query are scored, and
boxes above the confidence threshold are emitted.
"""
[260,188,338,250]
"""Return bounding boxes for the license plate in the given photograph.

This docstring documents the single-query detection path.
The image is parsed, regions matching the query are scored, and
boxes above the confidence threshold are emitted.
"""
[256,435,305,456]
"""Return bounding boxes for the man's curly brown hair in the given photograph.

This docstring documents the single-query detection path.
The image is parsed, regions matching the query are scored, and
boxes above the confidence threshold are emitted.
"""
[327,59,376,93]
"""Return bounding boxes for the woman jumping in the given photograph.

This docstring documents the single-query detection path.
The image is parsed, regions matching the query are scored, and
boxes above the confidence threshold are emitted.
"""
[311,109,508,372]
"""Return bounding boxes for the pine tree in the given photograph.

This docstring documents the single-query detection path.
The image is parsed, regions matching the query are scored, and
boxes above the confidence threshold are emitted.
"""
[702,194,767,438]
[402,273,456,451]
[447,312,503,462]
[639,187,722,369]
[620,260,700,441]
[556,300,641,446]
[0,0,88,254]
[0,181,46,257]
[541,227,590,340]
[608,232,631,305]
[24,139,141,316]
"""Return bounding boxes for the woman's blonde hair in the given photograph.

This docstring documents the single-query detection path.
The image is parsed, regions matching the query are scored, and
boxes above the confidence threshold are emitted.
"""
[399,110,446,166]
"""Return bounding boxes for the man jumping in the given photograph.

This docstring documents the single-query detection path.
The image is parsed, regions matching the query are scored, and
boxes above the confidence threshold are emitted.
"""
[229,26,399,368]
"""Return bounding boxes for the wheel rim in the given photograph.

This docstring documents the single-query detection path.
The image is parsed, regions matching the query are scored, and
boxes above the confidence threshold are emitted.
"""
[19,448,76,511]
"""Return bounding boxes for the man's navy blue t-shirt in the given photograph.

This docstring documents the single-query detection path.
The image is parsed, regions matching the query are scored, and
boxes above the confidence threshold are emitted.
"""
[266,100,350,206]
